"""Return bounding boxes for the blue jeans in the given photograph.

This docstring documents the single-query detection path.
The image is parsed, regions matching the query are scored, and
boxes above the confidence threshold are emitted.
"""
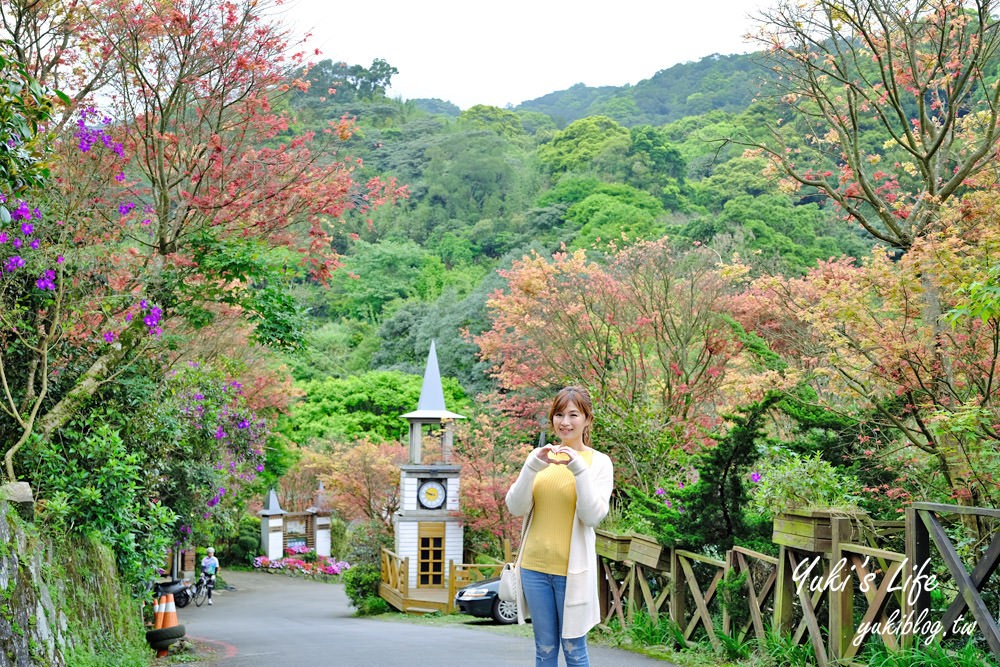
[520,568,590,667]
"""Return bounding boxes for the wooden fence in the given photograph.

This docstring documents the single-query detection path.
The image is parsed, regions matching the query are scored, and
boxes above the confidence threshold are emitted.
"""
[595,503,1000,664]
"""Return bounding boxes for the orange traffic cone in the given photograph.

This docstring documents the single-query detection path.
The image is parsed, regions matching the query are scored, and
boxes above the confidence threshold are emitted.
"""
[161,594,178,628]
[146,590,185,657]
[152,595,166,630]
[155,593,179,657]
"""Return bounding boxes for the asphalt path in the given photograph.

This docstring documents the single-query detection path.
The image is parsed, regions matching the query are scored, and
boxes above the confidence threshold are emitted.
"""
[174,569,676,667]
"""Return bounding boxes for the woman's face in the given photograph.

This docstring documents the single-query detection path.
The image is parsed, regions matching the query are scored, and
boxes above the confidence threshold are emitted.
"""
[552,400,590,448]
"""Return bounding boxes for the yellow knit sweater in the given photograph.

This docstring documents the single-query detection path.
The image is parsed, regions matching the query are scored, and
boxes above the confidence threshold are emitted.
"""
[521,449,594,575]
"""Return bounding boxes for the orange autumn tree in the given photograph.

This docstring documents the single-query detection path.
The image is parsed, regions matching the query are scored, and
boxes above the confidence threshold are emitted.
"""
[747,0,1000,249]
[450,414,533,557]
[738,0,1000,532]
[276,448,337,512]
[732,207,1000,519]
[321,438,407,537]
[475,239,759,490]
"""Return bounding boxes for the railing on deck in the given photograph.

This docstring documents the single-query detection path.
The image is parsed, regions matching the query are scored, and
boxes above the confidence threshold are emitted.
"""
[446,561,505,613]
[378,547,408,611]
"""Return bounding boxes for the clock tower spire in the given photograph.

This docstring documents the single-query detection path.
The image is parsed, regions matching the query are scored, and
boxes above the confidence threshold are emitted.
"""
[394,341,464,594]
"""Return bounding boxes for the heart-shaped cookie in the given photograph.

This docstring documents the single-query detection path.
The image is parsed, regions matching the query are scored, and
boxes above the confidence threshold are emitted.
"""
[540,448,571,465]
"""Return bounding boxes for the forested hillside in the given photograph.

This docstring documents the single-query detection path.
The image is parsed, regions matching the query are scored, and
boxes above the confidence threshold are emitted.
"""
[516,52,771,127]
[282,52,870,392]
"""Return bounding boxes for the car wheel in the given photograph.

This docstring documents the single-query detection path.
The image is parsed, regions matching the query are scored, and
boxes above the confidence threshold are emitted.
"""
[492,597,518,624]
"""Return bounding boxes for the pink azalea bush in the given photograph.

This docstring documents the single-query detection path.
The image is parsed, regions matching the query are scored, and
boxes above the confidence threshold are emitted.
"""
[253,546,351,578]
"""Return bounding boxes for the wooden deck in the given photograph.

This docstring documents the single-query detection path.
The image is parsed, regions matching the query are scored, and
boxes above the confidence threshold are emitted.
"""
[380,547,505,616]
[380,584,452,615]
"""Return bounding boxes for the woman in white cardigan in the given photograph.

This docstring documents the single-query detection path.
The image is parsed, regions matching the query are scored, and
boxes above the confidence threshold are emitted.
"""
[505,386,614,667]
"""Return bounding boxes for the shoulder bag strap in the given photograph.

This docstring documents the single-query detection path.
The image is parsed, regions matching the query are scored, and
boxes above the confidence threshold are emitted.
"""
[514,506,533,567]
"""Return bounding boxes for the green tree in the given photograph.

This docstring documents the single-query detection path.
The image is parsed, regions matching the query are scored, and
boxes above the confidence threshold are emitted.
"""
[459,105,527,140]
[536,115,630,176]
[680,193,871,275]
[277,370,470,445]
[323,239,444,321]
[297,58,398,103]
[372,275,499,395]
[624,125,687,209]
[566,193,662,250]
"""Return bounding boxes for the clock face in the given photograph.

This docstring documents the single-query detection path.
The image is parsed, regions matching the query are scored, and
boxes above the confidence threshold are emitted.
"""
[417,479,446,509]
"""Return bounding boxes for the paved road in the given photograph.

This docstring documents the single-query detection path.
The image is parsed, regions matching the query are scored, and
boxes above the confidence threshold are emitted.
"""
[174,569,675,666]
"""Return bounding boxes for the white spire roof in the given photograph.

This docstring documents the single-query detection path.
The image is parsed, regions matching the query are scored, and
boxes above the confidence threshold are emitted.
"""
[402,341,465,421]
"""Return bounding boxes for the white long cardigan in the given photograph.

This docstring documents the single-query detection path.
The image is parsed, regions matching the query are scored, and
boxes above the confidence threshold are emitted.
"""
[504,447,614,638]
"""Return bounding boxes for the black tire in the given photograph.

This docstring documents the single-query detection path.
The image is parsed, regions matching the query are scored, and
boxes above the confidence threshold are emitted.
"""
[146,624,186,644]
[174,588,191,608]
[148,637,181,651]
[193,581,208,607]
[491,597,518,624]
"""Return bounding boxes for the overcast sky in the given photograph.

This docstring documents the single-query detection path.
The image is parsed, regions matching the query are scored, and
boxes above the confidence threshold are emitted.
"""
[279,0,773,110]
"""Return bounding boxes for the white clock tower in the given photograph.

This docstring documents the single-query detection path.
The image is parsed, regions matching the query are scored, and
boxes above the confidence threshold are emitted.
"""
[395,341,464,590]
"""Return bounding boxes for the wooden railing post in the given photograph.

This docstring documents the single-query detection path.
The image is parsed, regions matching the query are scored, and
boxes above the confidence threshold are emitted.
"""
[669,547,685,629]
[774,545,794,634]
[597,556,609,621]
[903,506,929,650]
[626,562,639,623]
[722,549,734,637]
[446,559,456,613]
[829,518,853,661]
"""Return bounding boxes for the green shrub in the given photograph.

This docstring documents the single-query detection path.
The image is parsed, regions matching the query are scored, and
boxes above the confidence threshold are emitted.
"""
[342,562,382,610]
[345,519,392,565]
[24,425,176,594]
[64,641,149,667]
[748,451,863,517]
[718,568,749,632]
[234,515,262,564]
[716,628,753,660]
[755,624,817,666]
[329,515,348,559]
[627,610,685,649]
[356,595,391,616]
[859,638,998,667]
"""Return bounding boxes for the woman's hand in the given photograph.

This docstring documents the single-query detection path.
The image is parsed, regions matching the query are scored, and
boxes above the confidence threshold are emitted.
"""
[526,444,585,473]
[540,444,590,475]
[536,444,578,465]
[526,446,552,470]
